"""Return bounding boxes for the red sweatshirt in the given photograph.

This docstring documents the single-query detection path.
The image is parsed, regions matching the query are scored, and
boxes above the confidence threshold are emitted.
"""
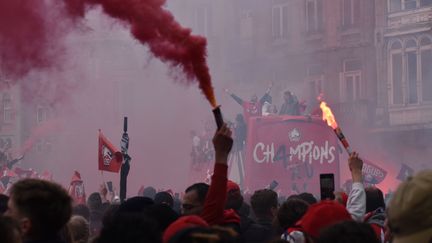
[201,163,239,225]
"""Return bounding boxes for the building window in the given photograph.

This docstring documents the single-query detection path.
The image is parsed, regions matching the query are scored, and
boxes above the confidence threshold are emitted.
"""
[421,37,432,101]
[2,93,12,123]
[342,0,360,28]
[340,60,362,102]
[390,41,403,105]
[37,105,48,123]
[389,0,432,11]
[406,39,418,104]
[389,36,432,105]
[306,0,323,33]
[272,4,289,40]
[194,6,210,36]
[306,64,324,99]
[421,0,432,6]
[389,0,402,11]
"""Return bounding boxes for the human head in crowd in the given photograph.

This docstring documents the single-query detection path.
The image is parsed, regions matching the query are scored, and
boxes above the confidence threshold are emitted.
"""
[116,196,154,214]
[317,221,380,243]
[250,94,258,103]
[155,191,174,208]
[277,198,309,230]
[72,204,90,222]
[6,179,72,241]
[225,180,243,211]
[387,170,432,243]
[163,215,208,243]
[87,192,103,212]
[283,90,294,103]
[297,192,317,205]
[143,186,157,199]
[97,213,160,243]
[283,200,352,242]
[163,215,238,243]
[182,183,209,215]
[0,215,22,243]
[250,189,278,221]
[101,204,120,229]
[365,187,385,213]
[0,194,9,215]
[143,204,179,232]
[68,215,90,243]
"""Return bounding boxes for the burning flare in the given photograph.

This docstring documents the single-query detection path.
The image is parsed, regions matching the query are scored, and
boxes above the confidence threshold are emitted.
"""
[320,101,338,129]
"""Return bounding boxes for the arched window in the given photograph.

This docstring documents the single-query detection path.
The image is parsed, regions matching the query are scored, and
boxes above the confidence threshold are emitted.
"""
[420,36,432,101]
[405,39,418,104]
[390,40,403,104]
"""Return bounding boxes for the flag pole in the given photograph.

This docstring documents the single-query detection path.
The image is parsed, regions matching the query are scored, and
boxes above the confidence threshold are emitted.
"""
[119,117,130,203]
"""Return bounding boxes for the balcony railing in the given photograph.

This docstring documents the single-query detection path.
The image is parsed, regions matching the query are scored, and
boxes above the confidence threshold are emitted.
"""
[332,99,375,127]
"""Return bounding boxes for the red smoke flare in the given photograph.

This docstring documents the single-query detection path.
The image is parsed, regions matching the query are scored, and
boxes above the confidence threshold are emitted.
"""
[0,0,67,80]
[65,0,217,107]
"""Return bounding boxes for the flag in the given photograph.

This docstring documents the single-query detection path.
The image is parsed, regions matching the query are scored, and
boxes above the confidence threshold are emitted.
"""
[396,163,414,181]
[362,159,388,184]
[68,171,86,204]
[98,130,123,173]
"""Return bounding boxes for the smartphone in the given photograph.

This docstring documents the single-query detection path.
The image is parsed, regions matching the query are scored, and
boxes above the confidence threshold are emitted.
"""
[320,173,335,200]
[106,181,113,193]
[269,180,279,190]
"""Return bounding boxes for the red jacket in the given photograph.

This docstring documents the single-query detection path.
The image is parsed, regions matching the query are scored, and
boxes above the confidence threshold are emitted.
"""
[201,163,240,226]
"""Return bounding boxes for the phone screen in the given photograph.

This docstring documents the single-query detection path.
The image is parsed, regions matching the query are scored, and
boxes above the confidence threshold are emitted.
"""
[320,174,335,200]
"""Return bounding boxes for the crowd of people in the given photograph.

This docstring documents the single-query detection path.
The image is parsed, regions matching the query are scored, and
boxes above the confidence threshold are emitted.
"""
[0,124,431,243]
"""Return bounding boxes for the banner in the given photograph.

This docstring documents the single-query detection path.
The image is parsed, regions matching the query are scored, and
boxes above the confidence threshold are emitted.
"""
[362,160,387,184]
[98,130,123,173]
[68,171,86,204]
[245,116,340,195]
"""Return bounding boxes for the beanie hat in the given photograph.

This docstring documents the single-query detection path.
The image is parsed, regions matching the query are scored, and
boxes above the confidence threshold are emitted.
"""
[388,170,432,243]
[163,215,209,243]
[293,200,351,238]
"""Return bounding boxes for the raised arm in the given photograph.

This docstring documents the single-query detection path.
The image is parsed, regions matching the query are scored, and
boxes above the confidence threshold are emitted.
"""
[201,124,233,225]
[346,152,366,221]
[224,89,244,106]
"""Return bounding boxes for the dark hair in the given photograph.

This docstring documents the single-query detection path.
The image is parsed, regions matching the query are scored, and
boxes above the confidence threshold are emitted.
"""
[0,194,9,214]
[169,226,238,243]
[154,191,174,208]
[97,213,160,243]
[10,179,72,239]
[365,187,385,213]
[298,193,317,205]
[318,221,380,243]
[250,189,278,218]
[87,193,102,211]
[143,187,157,199]
[0,215,21,243]
[72,204,90,221]
[277,198,309,230]
[185,183,209,204]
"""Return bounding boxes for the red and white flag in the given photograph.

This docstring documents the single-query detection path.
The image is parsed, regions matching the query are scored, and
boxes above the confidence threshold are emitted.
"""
[68,171,86,204]
[98,130,123,173]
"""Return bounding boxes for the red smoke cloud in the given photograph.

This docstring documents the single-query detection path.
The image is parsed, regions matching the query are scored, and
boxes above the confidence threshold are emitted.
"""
[0,0,67,80]
[64,0,217,107]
